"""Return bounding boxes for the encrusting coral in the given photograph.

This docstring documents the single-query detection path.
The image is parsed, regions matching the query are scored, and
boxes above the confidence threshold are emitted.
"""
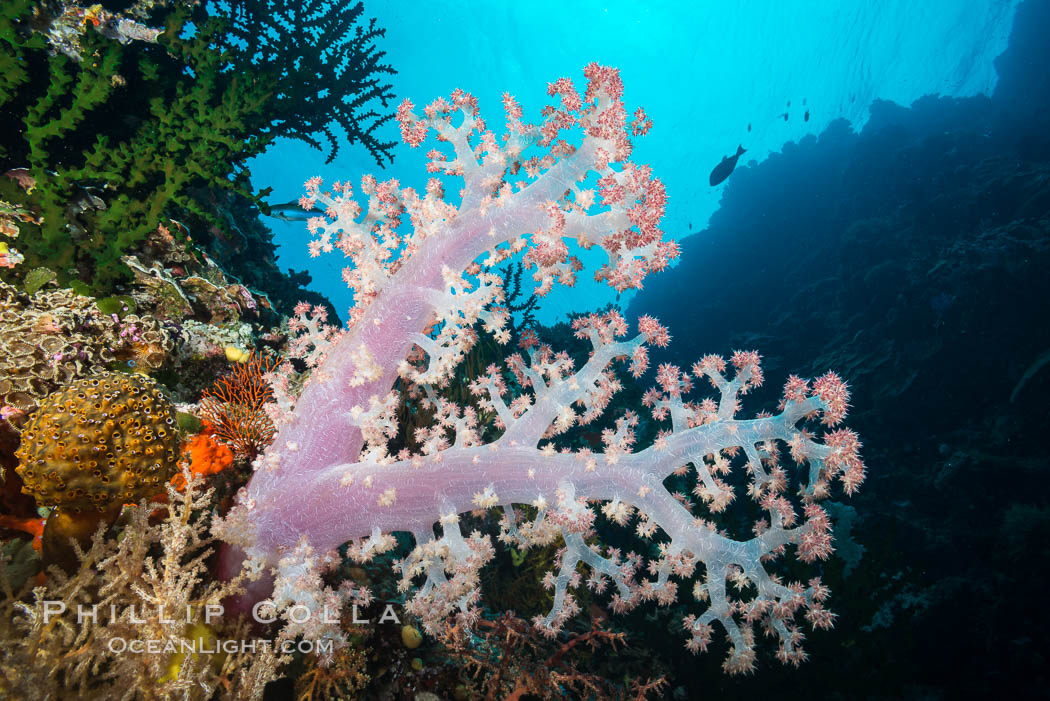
[108,312,176,373]
[0,281,174,419]
[15,373,179,512]
[171,433,234,491]
[0,281,115,415]
[15,372,179,572]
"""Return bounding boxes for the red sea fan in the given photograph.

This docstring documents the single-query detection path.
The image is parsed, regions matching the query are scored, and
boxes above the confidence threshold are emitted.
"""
[199,351,279,458]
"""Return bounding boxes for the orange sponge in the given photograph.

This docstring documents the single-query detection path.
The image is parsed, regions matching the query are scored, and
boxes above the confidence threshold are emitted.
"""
[172,434,234,490]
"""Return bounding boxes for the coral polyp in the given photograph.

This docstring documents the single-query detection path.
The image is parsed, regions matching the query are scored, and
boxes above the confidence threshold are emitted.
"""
[15,373,178,512]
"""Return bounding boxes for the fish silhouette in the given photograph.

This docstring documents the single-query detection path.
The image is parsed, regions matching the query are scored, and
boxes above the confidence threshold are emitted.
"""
[265,200,314,222]
[709,145,746,186]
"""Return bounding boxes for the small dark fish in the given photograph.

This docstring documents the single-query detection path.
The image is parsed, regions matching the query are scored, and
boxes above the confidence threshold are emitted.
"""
[747,122,752,132]
[804,110,810,122]
[709,145,746,186]
[786,100,791,107]
[803,97,807,106]
[269,212,313,223]
[782,112,789,122]
[68,188,106,215]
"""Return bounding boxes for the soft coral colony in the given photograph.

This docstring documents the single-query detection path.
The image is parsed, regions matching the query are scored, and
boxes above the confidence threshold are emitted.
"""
[216,63,866,673]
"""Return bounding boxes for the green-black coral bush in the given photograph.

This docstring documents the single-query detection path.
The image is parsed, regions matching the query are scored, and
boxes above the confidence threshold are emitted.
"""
[0,0,396,296]
[211,0,399,165]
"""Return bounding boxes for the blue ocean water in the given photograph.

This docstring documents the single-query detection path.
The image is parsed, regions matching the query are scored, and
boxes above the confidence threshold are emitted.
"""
[251,0,1019,324]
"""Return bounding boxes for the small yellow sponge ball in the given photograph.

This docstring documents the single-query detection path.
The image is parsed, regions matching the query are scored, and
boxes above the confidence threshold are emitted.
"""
[15,373,179,512]
[224,346,250,363]
[401,624,423,649]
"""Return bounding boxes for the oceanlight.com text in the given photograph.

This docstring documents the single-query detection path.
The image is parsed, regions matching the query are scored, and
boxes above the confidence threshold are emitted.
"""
[106,637,333,655]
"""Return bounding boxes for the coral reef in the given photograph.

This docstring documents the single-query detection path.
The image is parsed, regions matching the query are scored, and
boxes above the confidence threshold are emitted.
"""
[118,221,279,324]
[0,282,110,414]
[108,312,176,373]
[0,280,107,414]
[442,613,667,699]
[0,0,396,297]
[0,3,430,697]
[194,189,341,322]
[177,320,256,360]
[0,281,177,420]
[294,645,370,701]
[0,197,39,240]
[27,1,169,61]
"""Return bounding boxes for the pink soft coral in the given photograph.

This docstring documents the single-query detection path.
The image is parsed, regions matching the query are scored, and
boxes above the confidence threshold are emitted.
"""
[215,65,865,672]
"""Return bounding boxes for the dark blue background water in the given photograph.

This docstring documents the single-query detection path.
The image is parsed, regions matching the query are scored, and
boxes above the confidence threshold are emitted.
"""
[622,2,1050,698]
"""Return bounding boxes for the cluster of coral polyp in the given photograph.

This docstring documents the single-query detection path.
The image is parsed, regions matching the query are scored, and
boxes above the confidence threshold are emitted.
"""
[15,373,178,512]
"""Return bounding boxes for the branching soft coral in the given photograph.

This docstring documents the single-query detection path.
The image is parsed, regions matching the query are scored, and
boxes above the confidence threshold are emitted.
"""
[443,612,667,700]
[215,64,866,674]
